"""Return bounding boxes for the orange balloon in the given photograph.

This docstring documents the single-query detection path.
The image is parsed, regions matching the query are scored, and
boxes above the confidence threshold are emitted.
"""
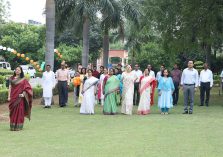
[33,62,37,65]
[21,54,25,58]
[37,65,40,68]
[13,50,17,55]
[30,60,34,63]
[17,53,21,57]
[73,77,81,87]
[60,55,63,58]
[25,57,30,61]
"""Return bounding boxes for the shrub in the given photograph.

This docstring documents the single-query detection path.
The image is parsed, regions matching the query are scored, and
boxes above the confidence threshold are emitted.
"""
[0,83,74,104]
[25,73,31,81]
[35,72,43,78]
[0,75,5,84]
[33,87,43,99]
[0,69,14,76]
[0,89,8,104]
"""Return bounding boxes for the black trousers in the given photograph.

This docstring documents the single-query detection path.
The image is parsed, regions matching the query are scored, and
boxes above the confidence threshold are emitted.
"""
[58,81,68,107]
[172,82,179,105]
[133,82,140,105]
[200,82,211,106]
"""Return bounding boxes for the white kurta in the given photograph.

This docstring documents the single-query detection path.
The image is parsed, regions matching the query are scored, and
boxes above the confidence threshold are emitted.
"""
[42,71,55,98]
[80,77,99,114]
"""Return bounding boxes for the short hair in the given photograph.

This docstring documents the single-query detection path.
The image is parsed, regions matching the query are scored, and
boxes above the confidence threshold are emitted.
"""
[161,69,170,77]
[46,65,51,67]
[188,60,194,64]
[100,66,104,69]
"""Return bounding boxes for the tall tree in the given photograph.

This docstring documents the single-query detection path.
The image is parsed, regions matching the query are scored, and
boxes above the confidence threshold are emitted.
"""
[45,0,55,69]
[143,0,223,66]
[56,0,97,68]
[100,0,140,67]
[0,0,9,24]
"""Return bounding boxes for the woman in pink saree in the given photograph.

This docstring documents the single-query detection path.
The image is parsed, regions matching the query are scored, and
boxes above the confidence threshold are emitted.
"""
[137,69,156,115]
[8,66,33,131]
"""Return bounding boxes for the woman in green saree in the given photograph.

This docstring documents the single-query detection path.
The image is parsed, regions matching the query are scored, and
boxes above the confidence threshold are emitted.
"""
[103,68,120,115]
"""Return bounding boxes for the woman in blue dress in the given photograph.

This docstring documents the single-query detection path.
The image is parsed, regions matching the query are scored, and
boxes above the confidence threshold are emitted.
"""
[158,69,175,115]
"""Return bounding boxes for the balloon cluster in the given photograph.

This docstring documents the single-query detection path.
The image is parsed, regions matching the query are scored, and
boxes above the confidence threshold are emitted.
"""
[0,45,42,72]
[54,49,63,59]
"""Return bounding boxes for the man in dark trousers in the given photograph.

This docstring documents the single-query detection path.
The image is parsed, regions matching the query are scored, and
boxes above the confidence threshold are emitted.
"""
[132,64,142,106]
[171,64,182,105]
[56,62,70,107]
[199,63,213,107]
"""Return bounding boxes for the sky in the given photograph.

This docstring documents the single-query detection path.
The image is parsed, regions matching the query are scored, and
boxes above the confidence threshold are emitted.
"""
[7,0,46,24]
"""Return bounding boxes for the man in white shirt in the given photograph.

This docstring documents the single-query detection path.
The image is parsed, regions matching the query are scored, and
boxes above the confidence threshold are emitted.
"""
[220,69,223,92]
[132,64,143,105]
[42,65,55,108]
[199,63,213,107]
[181,61,199,114]
[147,64,155,78]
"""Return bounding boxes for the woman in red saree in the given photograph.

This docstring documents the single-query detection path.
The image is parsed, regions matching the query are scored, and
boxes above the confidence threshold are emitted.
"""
[8,66,33,131]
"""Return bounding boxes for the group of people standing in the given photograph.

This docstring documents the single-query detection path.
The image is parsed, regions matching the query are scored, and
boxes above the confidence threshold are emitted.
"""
[72,60,214,116]
[7,60,217,131]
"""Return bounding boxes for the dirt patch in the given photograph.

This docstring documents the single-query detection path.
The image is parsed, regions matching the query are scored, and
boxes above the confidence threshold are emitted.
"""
[0,114,9,122]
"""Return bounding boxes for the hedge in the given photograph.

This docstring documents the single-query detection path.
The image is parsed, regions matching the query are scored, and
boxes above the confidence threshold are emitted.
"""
[35,72,43,78]
[0,89,8,104]
[0,84,74,104]
[0,69,14,76]
[0,75,5,84]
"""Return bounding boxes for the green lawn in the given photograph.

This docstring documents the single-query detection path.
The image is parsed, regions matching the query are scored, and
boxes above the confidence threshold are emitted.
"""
[0,88,223,157]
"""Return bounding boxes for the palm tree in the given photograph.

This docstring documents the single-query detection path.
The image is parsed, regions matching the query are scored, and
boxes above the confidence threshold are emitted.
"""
[56,0,97,68]
[45,0,55,69]
[100,0,140,67]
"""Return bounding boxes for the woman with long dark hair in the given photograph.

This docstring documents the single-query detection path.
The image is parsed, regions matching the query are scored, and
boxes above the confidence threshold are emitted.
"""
[7,66,33,131]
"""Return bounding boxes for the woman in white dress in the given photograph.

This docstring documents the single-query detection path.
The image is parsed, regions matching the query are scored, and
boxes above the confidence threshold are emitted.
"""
[137,69,156,115]
[121,65,137,115]
[80,69,99,114]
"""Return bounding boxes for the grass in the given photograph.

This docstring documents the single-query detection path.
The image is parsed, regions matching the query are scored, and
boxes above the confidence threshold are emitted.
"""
[0,88,223,157]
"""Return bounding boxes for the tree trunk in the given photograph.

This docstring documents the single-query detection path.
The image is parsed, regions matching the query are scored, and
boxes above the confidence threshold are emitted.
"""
[131,49,135,66]
[82,17,90,68]
[45,0,55,70]
[205,43,212,67]
[103,28,109,67]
